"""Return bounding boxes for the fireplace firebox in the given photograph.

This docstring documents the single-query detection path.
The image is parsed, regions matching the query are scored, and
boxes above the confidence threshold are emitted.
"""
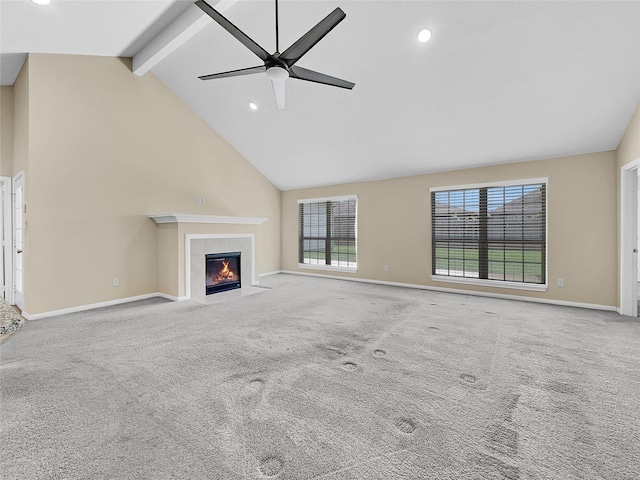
[205,252,241,295]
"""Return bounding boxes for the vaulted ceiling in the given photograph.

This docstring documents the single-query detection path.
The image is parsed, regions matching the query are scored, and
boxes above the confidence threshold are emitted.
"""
[2,0,639,190]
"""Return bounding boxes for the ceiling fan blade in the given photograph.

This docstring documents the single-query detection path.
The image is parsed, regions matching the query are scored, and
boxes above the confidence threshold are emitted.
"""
[289,65,355,90]
[199,65,266,80]
[279,8,346,67]
[195,0,270,62]
[271,80,285,110]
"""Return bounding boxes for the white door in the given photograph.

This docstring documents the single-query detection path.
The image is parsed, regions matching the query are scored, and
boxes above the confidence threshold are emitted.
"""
[0,178,12,303]
[0,177,11,303]
[0,180,4,299]
[13,172,24,310]
[637,188,640,279]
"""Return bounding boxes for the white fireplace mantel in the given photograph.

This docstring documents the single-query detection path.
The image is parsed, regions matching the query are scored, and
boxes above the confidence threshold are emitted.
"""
[149,214,267,225]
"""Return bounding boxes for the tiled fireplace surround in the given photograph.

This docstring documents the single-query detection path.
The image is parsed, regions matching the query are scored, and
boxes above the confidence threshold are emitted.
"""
[186,234,255,302]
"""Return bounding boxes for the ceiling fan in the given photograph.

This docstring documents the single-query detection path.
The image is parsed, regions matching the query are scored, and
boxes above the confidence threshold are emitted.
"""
[195,0,355,110]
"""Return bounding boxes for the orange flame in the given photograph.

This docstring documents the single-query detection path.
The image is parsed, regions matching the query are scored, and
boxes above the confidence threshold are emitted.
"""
[216,260,234,281]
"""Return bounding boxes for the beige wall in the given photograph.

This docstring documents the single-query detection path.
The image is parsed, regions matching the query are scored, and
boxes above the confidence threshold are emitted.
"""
[157,223,179,297]
[12,60,30,310]
[22,54,281,315]
[12,59,29,180]
[282,151,618,307]
[0,86,14,176]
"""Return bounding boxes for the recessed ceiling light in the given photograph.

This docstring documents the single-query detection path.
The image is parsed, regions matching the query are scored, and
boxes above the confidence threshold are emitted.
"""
[418,29,432,43]
[32,0,51,5]
[249,102,258,111]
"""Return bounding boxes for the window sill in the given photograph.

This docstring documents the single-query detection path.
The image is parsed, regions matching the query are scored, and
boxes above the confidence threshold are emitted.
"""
[431,275,548,292]
[299,263,358,274]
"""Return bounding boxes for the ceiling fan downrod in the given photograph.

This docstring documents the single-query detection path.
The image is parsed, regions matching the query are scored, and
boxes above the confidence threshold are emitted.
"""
[275,0,279,53]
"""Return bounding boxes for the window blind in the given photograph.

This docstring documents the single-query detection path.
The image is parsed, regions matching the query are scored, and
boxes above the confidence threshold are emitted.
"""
[299,197,357,268]
[431,183,546,284]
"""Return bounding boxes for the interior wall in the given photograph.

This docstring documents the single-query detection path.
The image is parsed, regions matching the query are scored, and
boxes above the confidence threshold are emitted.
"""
[12,59,29,180]
[10,60,30,310]
[282,151,618,307]
[157,223,179,297]
[24,54,281,315]
[0,86,14,176]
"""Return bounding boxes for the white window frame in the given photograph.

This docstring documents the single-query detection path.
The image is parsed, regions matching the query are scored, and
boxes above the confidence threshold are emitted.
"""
[430,178,548,292]
[298,195,358,273]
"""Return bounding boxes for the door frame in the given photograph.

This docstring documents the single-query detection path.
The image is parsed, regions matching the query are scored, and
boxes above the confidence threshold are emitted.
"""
[620,158,639,316]
[12,171,24,310]
[0,176,12,304]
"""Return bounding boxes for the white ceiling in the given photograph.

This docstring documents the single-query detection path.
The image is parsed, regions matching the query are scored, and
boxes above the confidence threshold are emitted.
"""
[1,0,639,190]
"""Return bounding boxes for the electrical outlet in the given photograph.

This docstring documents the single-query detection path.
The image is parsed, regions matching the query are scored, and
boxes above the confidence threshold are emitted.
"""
[384,265,389,272]
[113,278,119,287]
[196,197,206,205]
[556,278,564,287]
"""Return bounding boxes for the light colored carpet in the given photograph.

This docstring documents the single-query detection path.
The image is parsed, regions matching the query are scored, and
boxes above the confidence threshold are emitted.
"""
[1,274,639,479]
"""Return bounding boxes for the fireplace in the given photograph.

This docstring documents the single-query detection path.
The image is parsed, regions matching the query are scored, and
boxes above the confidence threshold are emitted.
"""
[206,252,241,295]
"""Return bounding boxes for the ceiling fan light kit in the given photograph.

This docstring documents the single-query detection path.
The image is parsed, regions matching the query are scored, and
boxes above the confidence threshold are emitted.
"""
[265,67,289,82]
[195,0,355,110]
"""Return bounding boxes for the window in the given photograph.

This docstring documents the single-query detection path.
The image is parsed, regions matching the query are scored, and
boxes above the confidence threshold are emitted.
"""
[431,181,546,285]
[299,196,357,270]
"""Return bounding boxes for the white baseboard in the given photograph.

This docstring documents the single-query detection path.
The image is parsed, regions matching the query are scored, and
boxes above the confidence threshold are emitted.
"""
[155,293,189,302]
[280,270,618,313]
[22,273,619,320]
[22,292,187,320]
[259,270,283,278]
